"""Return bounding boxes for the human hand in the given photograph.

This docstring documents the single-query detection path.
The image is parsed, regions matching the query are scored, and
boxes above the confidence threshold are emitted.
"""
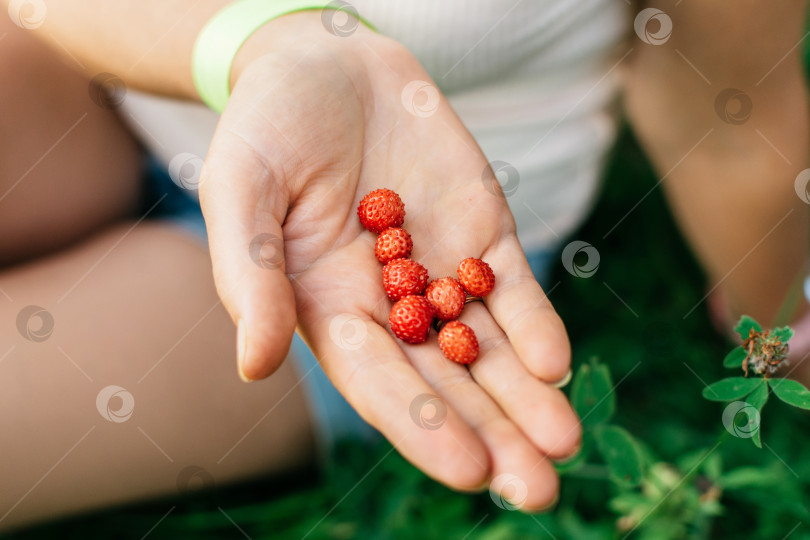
[198,12,580,510]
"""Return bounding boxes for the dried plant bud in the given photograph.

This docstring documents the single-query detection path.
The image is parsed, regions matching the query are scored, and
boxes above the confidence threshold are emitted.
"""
[742,328,789,378]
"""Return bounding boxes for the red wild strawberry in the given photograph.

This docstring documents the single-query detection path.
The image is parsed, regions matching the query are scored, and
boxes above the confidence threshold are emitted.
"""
[425,277,466,320]
[375,227,413,264]
[457,257,495,297]
[357,188,405,234]
[383,259,428,301]
[438,321,479,364]
[389,295,434,344]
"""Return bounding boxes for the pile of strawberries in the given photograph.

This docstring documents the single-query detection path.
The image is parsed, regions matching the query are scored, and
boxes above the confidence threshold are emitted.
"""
[357,188,495,364]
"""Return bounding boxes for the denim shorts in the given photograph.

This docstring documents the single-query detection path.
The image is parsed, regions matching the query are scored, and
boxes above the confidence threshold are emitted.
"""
[144,160,557,449]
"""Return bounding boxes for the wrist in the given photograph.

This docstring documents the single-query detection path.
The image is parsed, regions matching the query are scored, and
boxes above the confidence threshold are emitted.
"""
[230,10,382,90]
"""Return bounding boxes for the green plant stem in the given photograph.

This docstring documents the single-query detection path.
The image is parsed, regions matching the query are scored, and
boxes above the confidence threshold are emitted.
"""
[772,268,806,328]
[563,464,612,481]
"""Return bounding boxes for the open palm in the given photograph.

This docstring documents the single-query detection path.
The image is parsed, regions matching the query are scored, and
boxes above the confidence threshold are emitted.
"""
[199,28,579,510]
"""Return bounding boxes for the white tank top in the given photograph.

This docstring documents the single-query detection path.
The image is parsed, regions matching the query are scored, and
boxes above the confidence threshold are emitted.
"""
[122,0,630,251]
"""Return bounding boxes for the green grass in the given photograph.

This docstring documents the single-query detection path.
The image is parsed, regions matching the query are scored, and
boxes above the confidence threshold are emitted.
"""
[6,126,810,539]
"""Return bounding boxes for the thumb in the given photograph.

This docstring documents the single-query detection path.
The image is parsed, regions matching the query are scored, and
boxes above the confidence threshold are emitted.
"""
[199,135,297,382]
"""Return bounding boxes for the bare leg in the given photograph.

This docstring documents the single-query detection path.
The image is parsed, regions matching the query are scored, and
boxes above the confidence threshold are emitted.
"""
[0,223,315,531]
[0,15,143,264]
[0,16,314,531]
[0,14,314,532]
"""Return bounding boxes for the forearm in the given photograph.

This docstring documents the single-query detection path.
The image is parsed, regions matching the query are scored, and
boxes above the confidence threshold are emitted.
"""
[10,1,377,99]
[625,1,810,326]
[632,97,809,325]
[9,1,226,97]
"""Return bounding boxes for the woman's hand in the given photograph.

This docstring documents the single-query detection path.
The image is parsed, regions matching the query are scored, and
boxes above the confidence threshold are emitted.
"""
[199,12,579,510]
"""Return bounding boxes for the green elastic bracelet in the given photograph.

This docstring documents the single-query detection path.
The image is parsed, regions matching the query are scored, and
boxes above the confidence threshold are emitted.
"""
[192,0,376,113]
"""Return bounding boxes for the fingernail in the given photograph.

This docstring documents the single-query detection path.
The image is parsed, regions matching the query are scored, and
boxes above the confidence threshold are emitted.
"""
[557,442,582,463]
[524,492,561,514]
[537,492,560,513]
[237,319,253,382]
[551,369,573,389]
[473,477,492,492]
